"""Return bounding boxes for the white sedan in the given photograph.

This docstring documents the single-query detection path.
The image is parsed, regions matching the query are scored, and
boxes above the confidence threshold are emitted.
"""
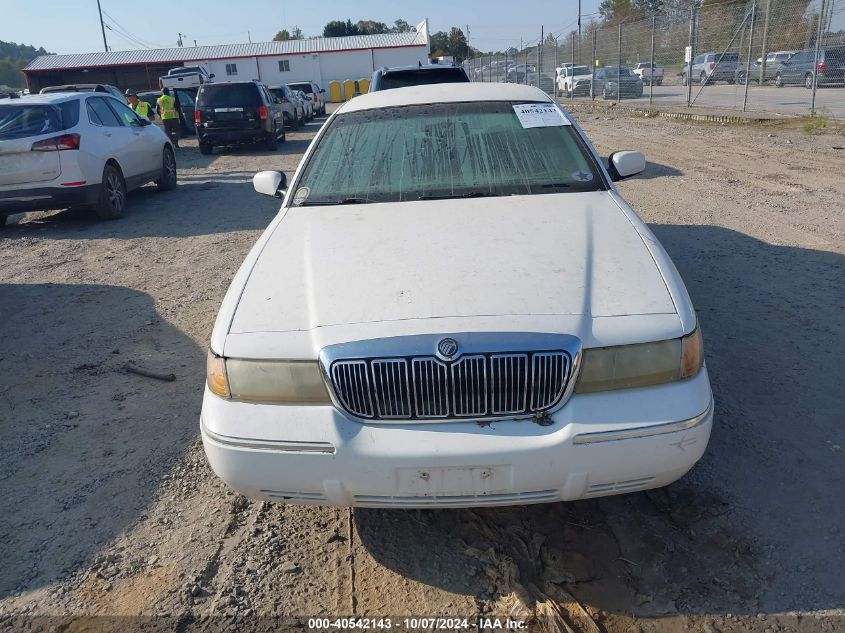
[0,92,176,225]
[201,83,713,508]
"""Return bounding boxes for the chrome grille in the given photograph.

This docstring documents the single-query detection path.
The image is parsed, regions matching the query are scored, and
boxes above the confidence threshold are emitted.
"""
[411,358,450,418]
[324,335,576,422]
[331,360,374,418]
[451,355,487,416]
[371,359,411,418]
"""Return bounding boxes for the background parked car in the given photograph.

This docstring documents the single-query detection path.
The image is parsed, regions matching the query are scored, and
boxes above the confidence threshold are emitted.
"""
[166,66,213,82]
[267,85,304,129]
[138,88,198,134]
[369,64,470,91]
[505,63,536,83]
[593,66,644,99]
[286,81,326,116]
[774,46,845,88]
[293,89,313,121]
[683,52,741,85]
[40,84,128,104]
[194,80,284,155]
[735,50,794,84]
[0,92,176,225]
[633,62,664,85]
[556,65,592,97]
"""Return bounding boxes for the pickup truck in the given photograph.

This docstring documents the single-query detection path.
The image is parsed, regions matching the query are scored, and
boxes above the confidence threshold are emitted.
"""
[160,67,214,90]
[633,62,663,85]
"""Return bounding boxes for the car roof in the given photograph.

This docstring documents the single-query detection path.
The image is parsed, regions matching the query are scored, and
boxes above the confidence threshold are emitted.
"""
[338,82,551,114]
[7,92,88,105]
[381,64,460,73]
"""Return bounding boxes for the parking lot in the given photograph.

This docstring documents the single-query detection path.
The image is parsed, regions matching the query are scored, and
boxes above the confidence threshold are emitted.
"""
[1,106,843,633]
[557,82,845,119]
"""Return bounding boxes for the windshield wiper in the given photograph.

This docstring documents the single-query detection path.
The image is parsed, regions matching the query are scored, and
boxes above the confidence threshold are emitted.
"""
[416,191,502,200]
[299,197,370,206]
[540,183,571,189]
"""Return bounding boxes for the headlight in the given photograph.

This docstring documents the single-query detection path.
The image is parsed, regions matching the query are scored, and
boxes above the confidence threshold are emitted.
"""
[574,328,704,394]
[206,350,330,403]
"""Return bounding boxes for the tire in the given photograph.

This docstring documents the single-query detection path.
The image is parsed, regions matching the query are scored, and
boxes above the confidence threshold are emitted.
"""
[682,73,688,86]
[805,73,814,90]
[775,73,783,88]
[156,146,177,191]
[657,78,663,86]
[95,164,126,220]
[264,127,278,151]
[278,125,286,144]
[0,215,8,229]
[737,72,747,85]
[199,141,213,155]
[700,72,708,86]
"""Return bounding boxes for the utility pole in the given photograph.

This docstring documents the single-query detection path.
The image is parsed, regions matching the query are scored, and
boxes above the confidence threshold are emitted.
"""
[96,0,108,52]
[177,33,185,47]
[759,0,770,85]
[466,24,471,63]
[248,31,252,43]
[578,0,582,64]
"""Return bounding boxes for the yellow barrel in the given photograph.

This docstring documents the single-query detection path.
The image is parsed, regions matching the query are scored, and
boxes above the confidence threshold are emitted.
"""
[343,79,355,101]
[328,80,341,103]
[358,78,370,94]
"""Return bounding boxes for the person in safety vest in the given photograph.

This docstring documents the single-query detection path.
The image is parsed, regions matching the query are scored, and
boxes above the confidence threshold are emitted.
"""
[156,88,180,148]
[125,89,154,122]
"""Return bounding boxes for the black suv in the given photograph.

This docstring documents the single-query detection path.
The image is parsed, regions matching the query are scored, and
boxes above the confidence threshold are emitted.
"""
[369,64,469,91]
[774,46,845,88]
[194,80,284,155]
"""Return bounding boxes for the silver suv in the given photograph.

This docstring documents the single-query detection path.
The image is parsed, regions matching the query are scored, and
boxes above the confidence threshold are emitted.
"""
[682,52,741,85]
[286,81,326,116]
[267,85,305,129]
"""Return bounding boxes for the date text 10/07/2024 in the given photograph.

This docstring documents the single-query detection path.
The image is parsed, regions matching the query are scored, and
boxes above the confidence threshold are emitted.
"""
[307,617,528,630]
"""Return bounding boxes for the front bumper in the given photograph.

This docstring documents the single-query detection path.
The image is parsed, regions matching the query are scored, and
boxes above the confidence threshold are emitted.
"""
[0,184,99,215]
[200,369,713,508]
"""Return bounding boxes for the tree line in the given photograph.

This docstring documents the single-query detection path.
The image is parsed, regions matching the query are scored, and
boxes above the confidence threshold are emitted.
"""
[0,40,51,89]
[272,18,478,62]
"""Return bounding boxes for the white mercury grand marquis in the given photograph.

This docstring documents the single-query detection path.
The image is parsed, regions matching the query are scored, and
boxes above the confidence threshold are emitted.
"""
[201,83,713,508]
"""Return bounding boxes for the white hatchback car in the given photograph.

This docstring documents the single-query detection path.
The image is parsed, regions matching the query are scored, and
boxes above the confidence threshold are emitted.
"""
[201,83,713,508]
[0,92,176,225]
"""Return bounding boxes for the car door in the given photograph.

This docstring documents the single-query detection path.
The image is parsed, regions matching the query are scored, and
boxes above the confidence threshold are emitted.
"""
[86,96,144,179]
[174,89,197,133]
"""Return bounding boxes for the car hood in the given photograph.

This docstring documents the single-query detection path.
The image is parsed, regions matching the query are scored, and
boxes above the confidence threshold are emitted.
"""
[229,192,677,335]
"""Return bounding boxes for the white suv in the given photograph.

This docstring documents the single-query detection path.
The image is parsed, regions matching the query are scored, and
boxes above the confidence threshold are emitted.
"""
[202,83,712,509]
[0,92,176,225]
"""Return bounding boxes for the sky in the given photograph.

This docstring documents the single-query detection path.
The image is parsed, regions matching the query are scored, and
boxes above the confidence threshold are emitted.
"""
[1,0,604,55]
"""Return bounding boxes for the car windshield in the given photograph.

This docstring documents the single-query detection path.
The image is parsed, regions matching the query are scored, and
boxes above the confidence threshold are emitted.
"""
[288,82,313,94]
[293,101,603,205]
[379,68,469,90]
[198,84,260,107]
[572,66,590,75]
[0,101,80,140]
[606,67,634,77]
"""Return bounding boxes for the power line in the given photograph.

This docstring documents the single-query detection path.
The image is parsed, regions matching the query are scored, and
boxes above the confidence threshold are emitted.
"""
[101,7,163,48]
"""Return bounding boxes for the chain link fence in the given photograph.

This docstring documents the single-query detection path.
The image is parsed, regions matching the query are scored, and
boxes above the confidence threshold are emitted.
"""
[463,0,844,120]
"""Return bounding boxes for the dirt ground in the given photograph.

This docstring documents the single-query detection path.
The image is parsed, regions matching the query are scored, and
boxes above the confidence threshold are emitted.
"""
[0,107,843,633]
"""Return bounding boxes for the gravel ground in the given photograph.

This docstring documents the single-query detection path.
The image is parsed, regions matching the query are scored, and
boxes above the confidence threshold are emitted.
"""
[0,107,843,633]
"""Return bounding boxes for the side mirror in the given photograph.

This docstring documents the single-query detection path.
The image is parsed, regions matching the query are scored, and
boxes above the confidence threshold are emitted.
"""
[320,88,326,93]
[139,117,151,126]
[607,151,646,181]
[253,170,287,198]
[209,73,215,78]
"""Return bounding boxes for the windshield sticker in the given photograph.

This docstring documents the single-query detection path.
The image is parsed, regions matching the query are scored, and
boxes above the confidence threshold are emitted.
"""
[512,103,571,128]
[572,170,593,182]
[293,186,310,206]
